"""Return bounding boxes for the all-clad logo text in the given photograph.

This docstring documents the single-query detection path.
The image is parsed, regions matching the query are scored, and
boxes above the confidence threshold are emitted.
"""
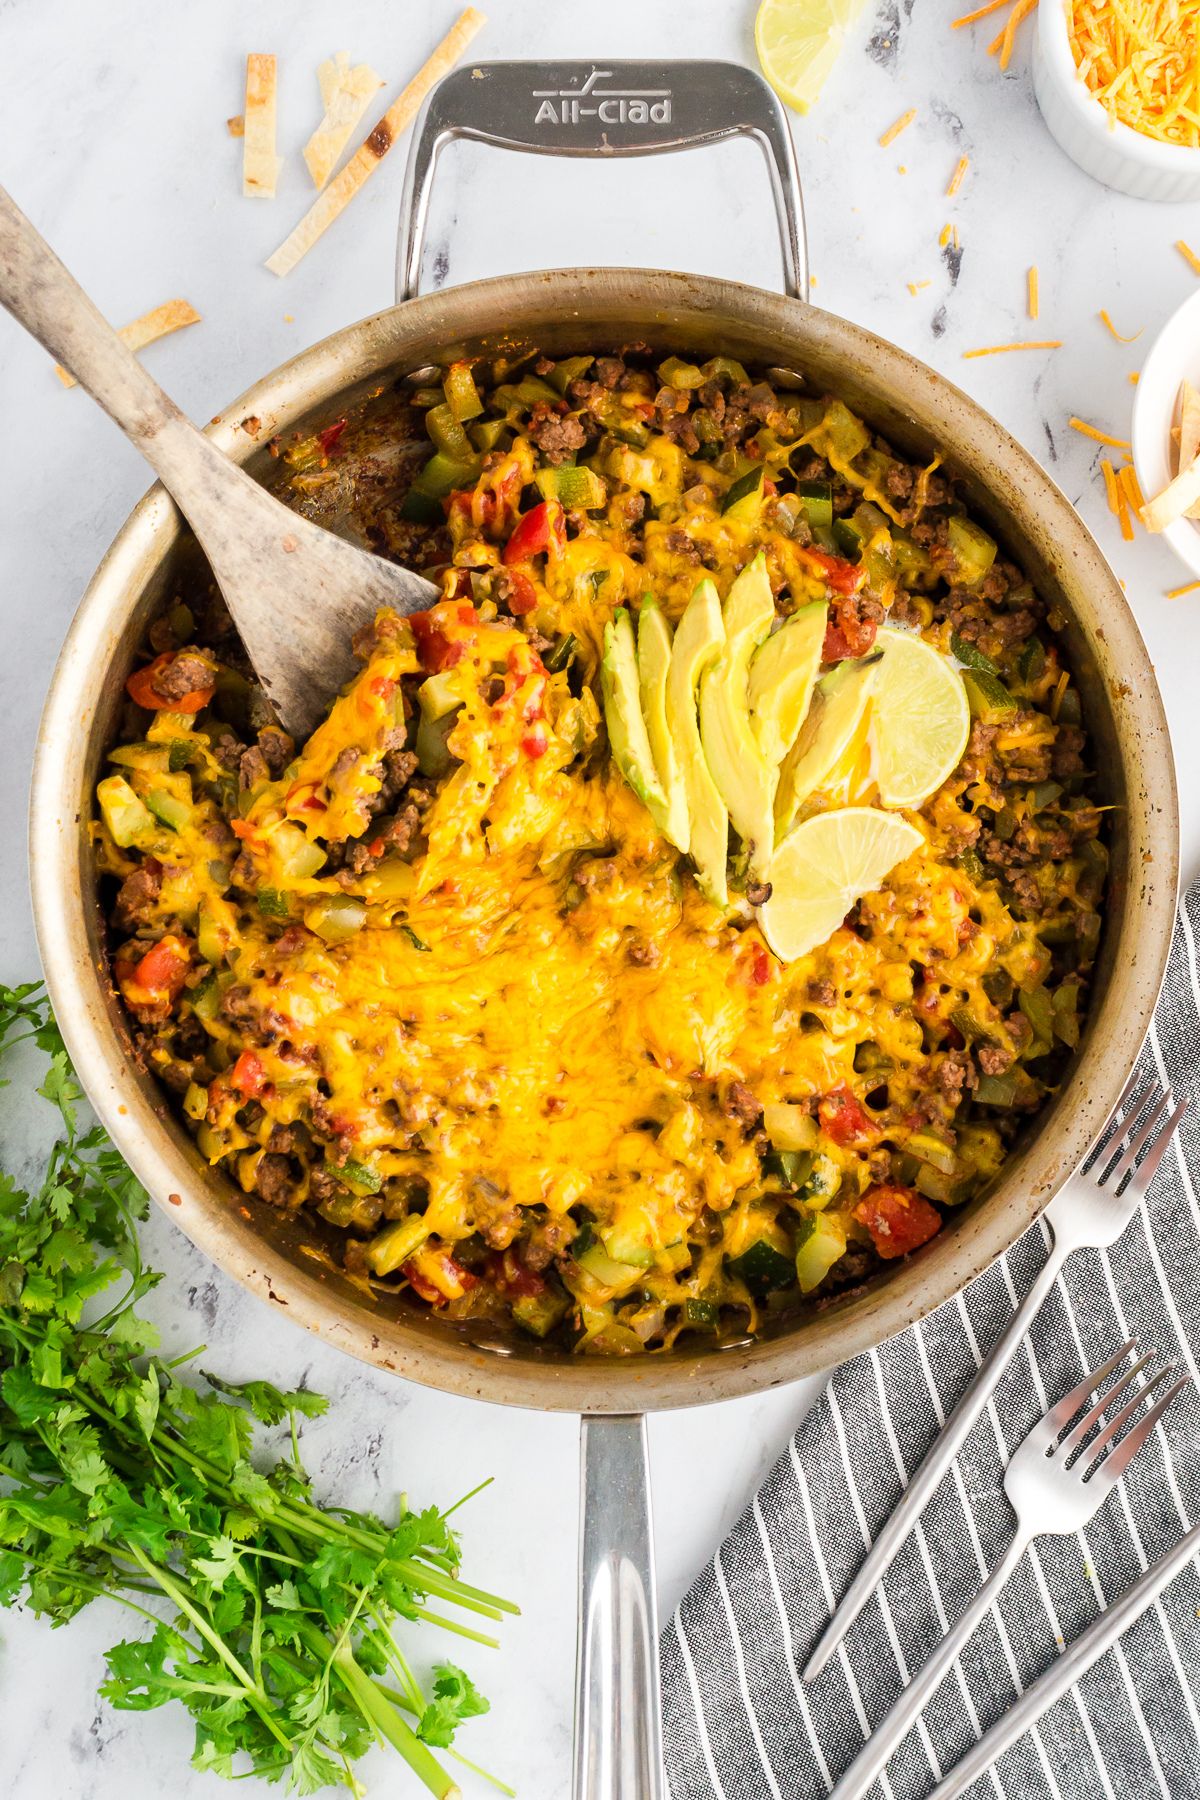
[533,69,672,127]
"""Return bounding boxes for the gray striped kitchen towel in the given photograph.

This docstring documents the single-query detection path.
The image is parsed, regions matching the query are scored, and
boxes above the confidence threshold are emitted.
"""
[661,880,1200,1800]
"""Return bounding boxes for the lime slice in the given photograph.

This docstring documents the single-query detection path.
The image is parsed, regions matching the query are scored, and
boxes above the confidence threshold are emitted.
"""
[755,0,866,113]
[870,627,971,810]
[759,806,923,962]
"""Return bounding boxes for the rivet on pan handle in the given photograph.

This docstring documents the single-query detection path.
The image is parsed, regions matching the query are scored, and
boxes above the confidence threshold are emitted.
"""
[396,59,807,302]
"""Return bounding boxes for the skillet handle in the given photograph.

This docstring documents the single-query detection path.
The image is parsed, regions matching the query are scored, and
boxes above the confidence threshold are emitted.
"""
[396,59,806,302]
[574,1414,665,1800]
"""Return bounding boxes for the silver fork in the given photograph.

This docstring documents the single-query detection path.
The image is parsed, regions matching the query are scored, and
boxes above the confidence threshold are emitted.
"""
[826,1345,1191,1800]
[804,1074,1188,1682]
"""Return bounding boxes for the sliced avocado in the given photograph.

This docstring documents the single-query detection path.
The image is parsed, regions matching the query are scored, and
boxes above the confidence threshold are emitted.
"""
[667,579,729,907]
[748,600,829,767]
[774,656,880,840]
[637,599,690,853]
[697,554,777,877]
[601,609,669,821]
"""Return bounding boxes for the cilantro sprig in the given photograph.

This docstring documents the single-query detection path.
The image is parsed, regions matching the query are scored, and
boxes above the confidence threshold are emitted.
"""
[0,982,515,1797]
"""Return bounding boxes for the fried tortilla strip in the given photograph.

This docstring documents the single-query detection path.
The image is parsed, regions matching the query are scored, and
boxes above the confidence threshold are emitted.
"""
[54,300,201,388]
[304,54,384,190]
[1141,450,1200,531]
[266,9,486,276]
[243,52,281,198]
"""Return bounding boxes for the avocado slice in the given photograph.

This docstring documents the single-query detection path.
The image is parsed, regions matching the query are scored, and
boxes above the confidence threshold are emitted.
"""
[697,554,777,877]
[667,580,729,906]
[774,655,880,840]
[637,599,690,853]
[748,599,829,767]
[601,609,669,821]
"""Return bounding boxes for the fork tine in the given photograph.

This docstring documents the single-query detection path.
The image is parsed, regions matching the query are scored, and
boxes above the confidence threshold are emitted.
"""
[1041,1338,1137,1437]
[1072,1365,1174,1468]
[1057,1353,1157,1458]
[1084,1075,1154,1170]
[1123,1096,1190,1198]
[1089,1377,1192,1491]
[1103,1089,1173,1187]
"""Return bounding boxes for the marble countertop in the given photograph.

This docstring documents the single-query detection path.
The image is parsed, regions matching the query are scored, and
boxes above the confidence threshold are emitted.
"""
[1,0,1197,1794]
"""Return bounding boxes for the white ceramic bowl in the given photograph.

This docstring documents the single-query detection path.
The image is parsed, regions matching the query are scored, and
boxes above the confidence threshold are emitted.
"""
[1131,288,1200,580]
[1033,0,1200,201]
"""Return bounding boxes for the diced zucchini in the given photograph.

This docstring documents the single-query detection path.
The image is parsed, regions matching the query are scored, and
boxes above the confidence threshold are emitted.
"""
[702,356,750,386]
[257,886,290,919]
[600,1223,656,1270]
[512,1288,571,1338]
[97,775,156,849]
[763,1102,819,1152]
[364,1215,430,1276]
[949,632,999,675]
[795,480,833,528]
[974,1071,1018,1107]
[305,895,368,945]
[575,1241,646,1295]
[832,518,864,560]
[336,1157,384,1196]
[764,1149,814,1189]
[907,1128,959,1175]
[546,355,594,395]
[727,1238,795,1297]
[820,399,870,464]
[182,1081,209,1122]
[536,465,608,510]
[273,824,327,880]
[721,465,765,522]
[962,669,1017,724]
[798,1152,841,1206]
[794,1212,847,1293]
[109,742,171,775]
[143,788,191,832]
[658,356,706,390]
[683,1297,719,1327]
[946,515,998,586]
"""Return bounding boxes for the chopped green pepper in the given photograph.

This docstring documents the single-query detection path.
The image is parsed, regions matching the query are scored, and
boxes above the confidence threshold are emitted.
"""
[536,465,608,510]
[442,361,483,422]
[727,1238,795,1297]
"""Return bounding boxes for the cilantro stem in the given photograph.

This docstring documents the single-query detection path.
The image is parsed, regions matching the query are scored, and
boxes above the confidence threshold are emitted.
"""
[329,1642,461,1800]
[410,1606,500,1648]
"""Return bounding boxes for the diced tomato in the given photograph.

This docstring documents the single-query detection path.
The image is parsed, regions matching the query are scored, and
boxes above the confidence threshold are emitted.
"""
[506,570,538,615]
[369,675,397,699]
[229,1050,267,1099]
[119,932,191,1017]
[317,418,348,456]
[854,1184,943,1259]
[745,943,772,987]
[522,726,548,759]
[804,546,866,597]
[503,499,567,566]
[818,1082,874,1146]
[445,569,475,601]
[126,652,216,714]
[822,592,879,662]
[488,1248,547,1300]
[411,600,476,672]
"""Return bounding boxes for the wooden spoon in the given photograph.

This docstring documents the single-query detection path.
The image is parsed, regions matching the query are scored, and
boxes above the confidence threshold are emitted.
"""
[0,187,438,737]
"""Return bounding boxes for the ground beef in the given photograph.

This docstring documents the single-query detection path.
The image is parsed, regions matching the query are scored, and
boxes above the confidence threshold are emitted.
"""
[725,1081,762,1126]
[523,1219,570,1272]
[884,461,915,500]
[594,356,624,388]
[527,402,586,465]
[351,611,406,661]
[936,1053,972,1098]
[268,1122,309,1155]
[745,881,772,906]
[254,1153,295,1207]
[150,651,212,701]
[626,938,660,968]
[808,978,837,1006]
[219,985,257,1025]
[113,861,162,930]
[1052,725,1086,779]
[383,804,420,855]
[660,409,700,454]
[959,721,998,783]
[980,832,1035,870]
[977,1044,1014,1076]
[329,746,361,784]
[257,725,294,776]
[211,732,246,771]
[377,748,418,805]
[239,745,269,789]
[661,528,701,563]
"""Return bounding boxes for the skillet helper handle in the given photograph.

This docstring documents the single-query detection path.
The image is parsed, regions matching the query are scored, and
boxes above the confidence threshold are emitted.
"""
[574,1415,665,1800]
[396,58,806,301]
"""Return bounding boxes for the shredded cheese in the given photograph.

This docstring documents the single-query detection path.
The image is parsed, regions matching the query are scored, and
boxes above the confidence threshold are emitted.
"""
[952,0,1012,24]
[1099,308,1142,342]
[907,280,931,295]
[1119,463,1145,514]
[1100,456,1122,516]
[1069,417,1131,448]
[962,340,1061,357]
[1166,580,1200,597]
[1027,266,1039,320]
[946,155,970,196]
[1178,239,1200,275]
[1070,1,1200,146]
[880,108,917,146]
[990,0,1037,67]
[939,223,953,247]
[54,300,200,388]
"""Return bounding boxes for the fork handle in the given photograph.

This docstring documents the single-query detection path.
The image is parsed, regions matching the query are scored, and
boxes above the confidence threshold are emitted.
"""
[827,1529,1032,1800]
[804,1239,1066,1680]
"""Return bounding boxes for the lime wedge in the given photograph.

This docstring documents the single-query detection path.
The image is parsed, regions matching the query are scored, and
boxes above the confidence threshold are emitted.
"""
[759,806,923,962]
[870,627,971,809]
[755,0,867,113]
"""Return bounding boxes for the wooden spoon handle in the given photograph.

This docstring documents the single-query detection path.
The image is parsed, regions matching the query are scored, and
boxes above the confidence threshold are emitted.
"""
[0,185,262,540]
